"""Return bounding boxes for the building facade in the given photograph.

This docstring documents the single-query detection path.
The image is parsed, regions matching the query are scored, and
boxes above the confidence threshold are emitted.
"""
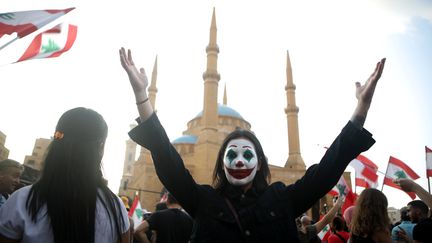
[0,131,10,161]
[23,138,51,170]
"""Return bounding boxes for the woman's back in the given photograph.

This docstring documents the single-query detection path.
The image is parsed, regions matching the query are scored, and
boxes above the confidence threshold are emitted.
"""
[0,186,129,243]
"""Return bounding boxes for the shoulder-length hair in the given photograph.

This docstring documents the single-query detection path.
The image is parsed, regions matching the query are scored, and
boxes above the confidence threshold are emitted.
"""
[26,107,126,243]
[212,129,270,193]
[350,188,390,237]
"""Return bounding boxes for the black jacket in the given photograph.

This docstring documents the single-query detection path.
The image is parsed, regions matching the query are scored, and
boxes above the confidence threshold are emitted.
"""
[129,114,375,243]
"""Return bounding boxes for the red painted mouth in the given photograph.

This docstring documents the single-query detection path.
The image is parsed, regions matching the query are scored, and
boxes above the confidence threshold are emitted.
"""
[226,166,256,179]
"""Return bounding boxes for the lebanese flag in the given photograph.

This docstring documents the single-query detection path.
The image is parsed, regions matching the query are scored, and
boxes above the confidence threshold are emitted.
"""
[328,175,357,214]
[0,8,74,40]
[129,195,145,230]
[318,224,331,241]
[426,146,432,177]
[329,175,350,197]
[384,156,420,199]
[350,154,379,188]
[17,23,77,62]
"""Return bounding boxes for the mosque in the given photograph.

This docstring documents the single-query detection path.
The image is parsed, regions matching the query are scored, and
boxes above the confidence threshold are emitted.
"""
[118,9,345,217]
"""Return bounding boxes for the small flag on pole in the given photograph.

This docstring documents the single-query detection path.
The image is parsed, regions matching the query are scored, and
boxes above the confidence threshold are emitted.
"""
[350,154,379,188]
[384,156,420,199]
[426,146,432,178]
[129,194,145,230]
[0,8,74,49]
[17,23,77,62]
[318,224,331,240]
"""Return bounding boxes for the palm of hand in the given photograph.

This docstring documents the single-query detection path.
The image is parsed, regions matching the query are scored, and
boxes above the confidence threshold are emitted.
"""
[355,58,386,104]
[119,48,148,92]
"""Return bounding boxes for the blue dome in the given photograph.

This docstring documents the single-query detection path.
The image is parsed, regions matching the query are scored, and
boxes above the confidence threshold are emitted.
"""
[172,135,198,144]
[195,104,243,119]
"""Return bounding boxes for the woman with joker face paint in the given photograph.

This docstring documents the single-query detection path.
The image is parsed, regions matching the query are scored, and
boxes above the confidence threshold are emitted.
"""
[120,47,385,242]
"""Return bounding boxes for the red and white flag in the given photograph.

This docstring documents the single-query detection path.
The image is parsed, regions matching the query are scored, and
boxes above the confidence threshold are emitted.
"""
[426,146,432,178]
[329,176,350,197]
[349,154,379,188]
[328,175,357,214]
[384,156,420,199]
[0,8,74,48]
[129,194,148,230]
[17,23,77,62]
[318,224,331,241]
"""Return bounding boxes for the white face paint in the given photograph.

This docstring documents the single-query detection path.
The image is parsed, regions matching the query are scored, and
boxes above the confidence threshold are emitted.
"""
[223,138,258,186]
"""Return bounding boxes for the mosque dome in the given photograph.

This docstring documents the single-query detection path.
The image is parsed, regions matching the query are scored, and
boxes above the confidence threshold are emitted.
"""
[195,104,243,119]
[172,135,198,145]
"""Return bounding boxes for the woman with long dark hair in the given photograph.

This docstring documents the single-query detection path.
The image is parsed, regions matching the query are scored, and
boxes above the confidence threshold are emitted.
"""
[0,107,130,243]
[350,188,392,243]
[120,47,385,242]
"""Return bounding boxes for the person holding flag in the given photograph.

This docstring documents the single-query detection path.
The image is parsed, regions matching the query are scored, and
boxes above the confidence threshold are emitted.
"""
[120,46,386,242]
[328,175,357,214]
[394,178,432,210]
[383,156,420,199]
[298,196,345,243]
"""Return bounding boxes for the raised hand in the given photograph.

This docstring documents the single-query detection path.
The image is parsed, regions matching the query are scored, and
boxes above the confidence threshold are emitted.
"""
[355,58,386,107]
[393,178,415,192]
[119,47,148,99]
[350,58,386,128]
[120,47,154,121]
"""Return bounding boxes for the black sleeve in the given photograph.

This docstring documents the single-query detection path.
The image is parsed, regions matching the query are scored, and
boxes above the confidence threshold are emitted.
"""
[147,212,160,231]
[129,113,200,217]
[412,221,430,241]
[288,121,375,217]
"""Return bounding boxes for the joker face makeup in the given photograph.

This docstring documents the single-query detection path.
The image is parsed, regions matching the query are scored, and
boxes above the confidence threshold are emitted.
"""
[223,138,258,186]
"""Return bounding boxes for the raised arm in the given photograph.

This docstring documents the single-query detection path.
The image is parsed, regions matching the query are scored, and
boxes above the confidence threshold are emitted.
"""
[314,196,344,233]
[120,48,200,216]
[119,47,154,122]
[290,59,385,216]
[350,58,386,128]
[394,178,432,209]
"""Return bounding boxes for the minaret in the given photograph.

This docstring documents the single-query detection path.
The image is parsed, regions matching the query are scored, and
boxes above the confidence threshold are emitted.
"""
[148,56,158,110]
[285,50,305,170]
[136,55,158,161]
[223,83,227,105]
[199,7,220,143]
[119,124,138,195]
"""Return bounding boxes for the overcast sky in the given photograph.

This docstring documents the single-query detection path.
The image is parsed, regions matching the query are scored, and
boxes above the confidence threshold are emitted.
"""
[1,0,431,209]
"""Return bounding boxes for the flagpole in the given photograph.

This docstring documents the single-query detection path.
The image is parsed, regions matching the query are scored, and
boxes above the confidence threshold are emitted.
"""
[0,36,18,51]
[381,161,390,192]
[428,177,431,194]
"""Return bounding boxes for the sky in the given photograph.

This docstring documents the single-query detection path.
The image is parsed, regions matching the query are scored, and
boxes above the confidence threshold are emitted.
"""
[1,0,431,209]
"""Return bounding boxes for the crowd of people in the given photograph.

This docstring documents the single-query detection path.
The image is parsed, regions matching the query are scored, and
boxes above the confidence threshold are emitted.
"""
[0,49,430,243]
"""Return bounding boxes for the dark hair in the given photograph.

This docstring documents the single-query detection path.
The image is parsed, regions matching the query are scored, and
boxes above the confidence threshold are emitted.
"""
[167,192,178,205]
[400,206,410,221]
[350,188,390,237]
[408,200,429,216]
[331,216,346,232]
[212,129,270,193]
[26,107,126,243]
[155,202,168,211]
[0,159,23,172]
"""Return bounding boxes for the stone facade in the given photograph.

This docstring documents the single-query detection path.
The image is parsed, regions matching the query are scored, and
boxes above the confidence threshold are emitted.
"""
[23,138,51,170]
[0,131,10,161]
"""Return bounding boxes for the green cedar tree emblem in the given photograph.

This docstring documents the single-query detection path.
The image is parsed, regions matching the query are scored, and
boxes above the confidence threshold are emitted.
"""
[336,184,346,196]
[42,39,60,53]
[135,208,143,219]
[394,170,407,179]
